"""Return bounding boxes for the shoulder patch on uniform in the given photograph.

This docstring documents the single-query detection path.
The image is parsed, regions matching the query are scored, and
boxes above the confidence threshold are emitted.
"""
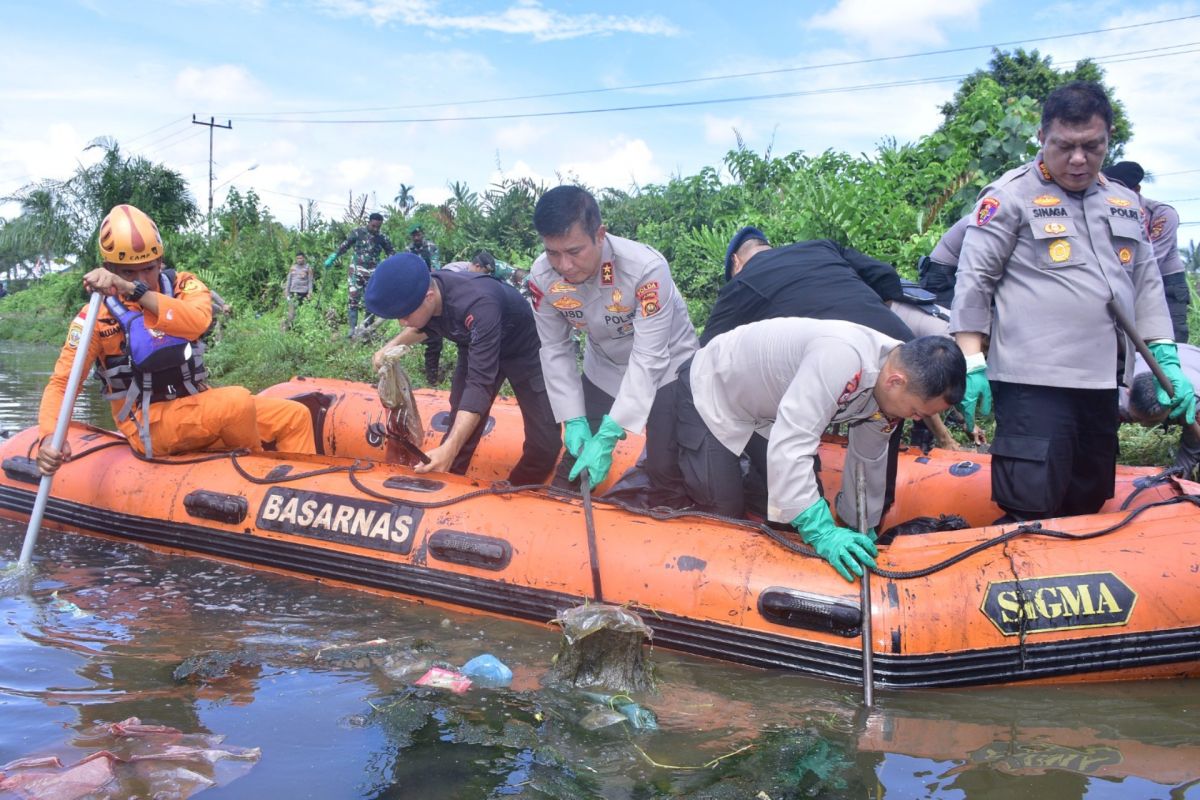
[1150,216,1166,241]
[67,322,83,349]
[635,281,659,299]
[179,278,203,294]
[600,262,615,286]
[638,290,660,317]
[839,372,861,406]
[553,296,583,311]
[976,197,1000,226]
[1032,195,1061,207]
[464,313,475,330]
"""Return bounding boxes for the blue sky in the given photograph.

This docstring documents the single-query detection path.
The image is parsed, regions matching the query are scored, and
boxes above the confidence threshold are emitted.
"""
[2,1,1198,239]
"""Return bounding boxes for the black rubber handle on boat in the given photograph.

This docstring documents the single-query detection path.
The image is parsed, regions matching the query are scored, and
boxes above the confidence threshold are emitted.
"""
[399,436,432,465]
[580,471,605,603]
[1107,300,1200,443]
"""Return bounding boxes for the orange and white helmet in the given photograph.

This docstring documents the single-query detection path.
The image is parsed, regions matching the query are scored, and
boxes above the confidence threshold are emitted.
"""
[97,204,164,265]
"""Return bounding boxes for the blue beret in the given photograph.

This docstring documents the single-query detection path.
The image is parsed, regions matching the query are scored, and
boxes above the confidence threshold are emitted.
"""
[724,226,769,281]
[1102,161,1144,190]
[365,253,431,319]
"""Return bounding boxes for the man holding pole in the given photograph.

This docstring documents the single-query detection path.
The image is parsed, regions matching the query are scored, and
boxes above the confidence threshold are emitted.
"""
[950,81,1194,522]
[36,204,314,476]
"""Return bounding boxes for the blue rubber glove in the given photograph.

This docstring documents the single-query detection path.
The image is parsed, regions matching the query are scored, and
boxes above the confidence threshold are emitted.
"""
[957,352,992,431]
[791,499,878,583]
[563,416,592,457]
[569,414,626,485]
[1148,341,1197,425]
[324,254,338,268]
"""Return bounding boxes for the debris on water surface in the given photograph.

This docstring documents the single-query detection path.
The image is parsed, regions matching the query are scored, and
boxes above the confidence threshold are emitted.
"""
[173,648,263,683]
[548,604,655,693]
[461,653,513,688]
[0,716,259,799]
[414,667,472,693]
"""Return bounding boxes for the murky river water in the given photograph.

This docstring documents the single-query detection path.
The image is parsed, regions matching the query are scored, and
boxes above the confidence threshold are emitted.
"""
[1,340,1198,799]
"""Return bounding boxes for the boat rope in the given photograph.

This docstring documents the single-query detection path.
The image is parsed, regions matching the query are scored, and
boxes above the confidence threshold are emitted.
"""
[35,430,1200,582]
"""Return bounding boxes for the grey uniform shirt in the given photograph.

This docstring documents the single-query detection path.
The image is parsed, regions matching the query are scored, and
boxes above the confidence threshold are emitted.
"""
[529,233,698,433]
[688,318,901,528]
[930,215,970,266]
[1144,197,1184,278]
[950,155,1172,389]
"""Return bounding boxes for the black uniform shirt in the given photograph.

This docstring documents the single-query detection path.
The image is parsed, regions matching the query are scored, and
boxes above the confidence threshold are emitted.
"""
[700,240,914,346]
[419,272,541,414]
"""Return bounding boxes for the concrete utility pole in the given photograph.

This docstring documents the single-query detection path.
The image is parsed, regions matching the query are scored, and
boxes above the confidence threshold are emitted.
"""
[192,115,232,237]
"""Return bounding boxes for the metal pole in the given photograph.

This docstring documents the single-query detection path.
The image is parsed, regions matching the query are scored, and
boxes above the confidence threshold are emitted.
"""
[855,461,874,707]
[192,115,232,239]
[17,293,103,567]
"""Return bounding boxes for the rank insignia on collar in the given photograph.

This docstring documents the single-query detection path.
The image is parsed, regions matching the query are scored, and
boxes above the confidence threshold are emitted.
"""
[1038,160,1053,182]
[1049,239,1071,263]
[600,262,614,285]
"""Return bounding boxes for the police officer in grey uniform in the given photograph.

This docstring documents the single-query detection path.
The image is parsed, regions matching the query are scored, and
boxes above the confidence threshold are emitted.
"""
[917,215,970,306]
[1102,161,1190,343]
[951,81,1195,522]
[529,186,698,497]
[679,318,964,581]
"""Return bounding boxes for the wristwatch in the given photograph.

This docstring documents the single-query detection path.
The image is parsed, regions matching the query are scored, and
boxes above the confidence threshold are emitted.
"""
[125,280,150,302]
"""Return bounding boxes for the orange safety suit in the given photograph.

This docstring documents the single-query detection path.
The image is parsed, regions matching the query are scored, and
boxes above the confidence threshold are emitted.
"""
[38,271,315,456]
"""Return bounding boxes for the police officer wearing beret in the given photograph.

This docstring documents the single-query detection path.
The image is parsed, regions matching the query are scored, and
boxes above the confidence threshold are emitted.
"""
[366,253,560,484]
[1102,160,1190,343]
[951,81,1196,522]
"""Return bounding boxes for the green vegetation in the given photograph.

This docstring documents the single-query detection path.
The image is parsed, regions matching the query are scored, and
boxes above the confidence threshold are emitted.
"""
[0,53,1191,469]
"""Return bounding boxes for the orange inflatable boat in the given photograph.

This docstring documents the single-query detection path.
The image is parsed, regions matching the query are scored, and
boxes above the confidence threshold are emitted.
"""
[2,377,1198,689]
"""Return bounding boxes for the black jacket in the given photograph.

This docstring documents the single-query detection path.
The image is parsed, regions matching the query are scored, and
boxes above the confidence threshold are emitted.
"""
[420,272,541,414]
[699,240,914,346]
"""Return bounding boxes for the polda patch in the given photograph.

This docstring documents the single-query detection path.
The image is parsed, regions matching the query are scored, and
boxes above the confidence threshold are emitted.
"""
[976,197,1000,226]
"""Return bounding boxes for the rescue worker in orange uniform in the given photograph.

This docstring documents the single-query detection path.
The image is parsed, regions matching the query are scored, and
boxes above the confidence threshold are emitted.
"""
[36,204,315,475]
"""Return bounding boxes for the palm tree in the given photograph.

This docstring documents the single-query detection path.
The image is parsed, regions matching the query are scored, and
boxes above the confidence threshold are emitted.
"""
[394,184,415,217]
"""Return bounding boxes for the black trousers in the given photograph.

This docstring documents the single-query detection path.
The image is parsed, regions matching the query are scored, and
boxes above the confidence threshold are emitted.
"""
[1163,272,1191,343]
[990,382,1118,520]
[446,354,561,485]
[424,335,444,382]
[553,373,688,505]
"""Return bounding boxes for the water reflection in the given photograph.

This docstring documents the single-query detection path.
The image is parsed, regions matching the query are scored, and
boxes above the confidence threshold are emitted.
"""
[0,341,111,433]
[1,343,1198,798]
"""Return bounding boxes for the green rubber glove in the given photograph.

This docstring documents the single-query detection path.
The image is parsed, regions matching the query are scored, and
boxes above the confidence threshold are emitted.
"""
[563,416,593,457]
[1148,341,1197,425]
[569,414,626,485]
[324,254,338,268]
[957,352,992,431]
[791,498,878,583]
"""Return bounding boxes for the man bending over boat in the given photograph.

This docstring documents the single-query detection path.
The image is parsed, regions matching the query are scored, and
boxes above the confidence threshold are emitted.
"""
[529,186,698,500]
[36,204,316,475]
[676,318,966,582]
[365,252,561,484]
[1121,344,1200,481]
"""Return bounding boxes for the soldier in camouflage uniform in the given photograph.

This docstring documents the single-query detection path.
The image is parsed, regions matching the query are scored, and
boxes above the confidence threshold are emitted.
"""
[324,212,395,336]
[409,225,445,383]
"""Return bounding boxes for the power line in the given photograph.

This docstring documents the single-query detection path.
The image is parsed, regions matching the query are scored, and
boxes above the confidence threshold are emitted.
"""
[214,14,1200,118]
[227,43,1198,126]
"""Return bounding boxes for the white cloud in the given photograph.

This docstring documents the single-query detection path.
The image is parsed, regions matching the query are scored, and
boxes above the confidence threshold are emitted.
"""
[494,122,546,150]
[703,115,756,146]
[808,0,982,52]
[316,0,679,41]
[173,65,265,106]
[557,137,665,191]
